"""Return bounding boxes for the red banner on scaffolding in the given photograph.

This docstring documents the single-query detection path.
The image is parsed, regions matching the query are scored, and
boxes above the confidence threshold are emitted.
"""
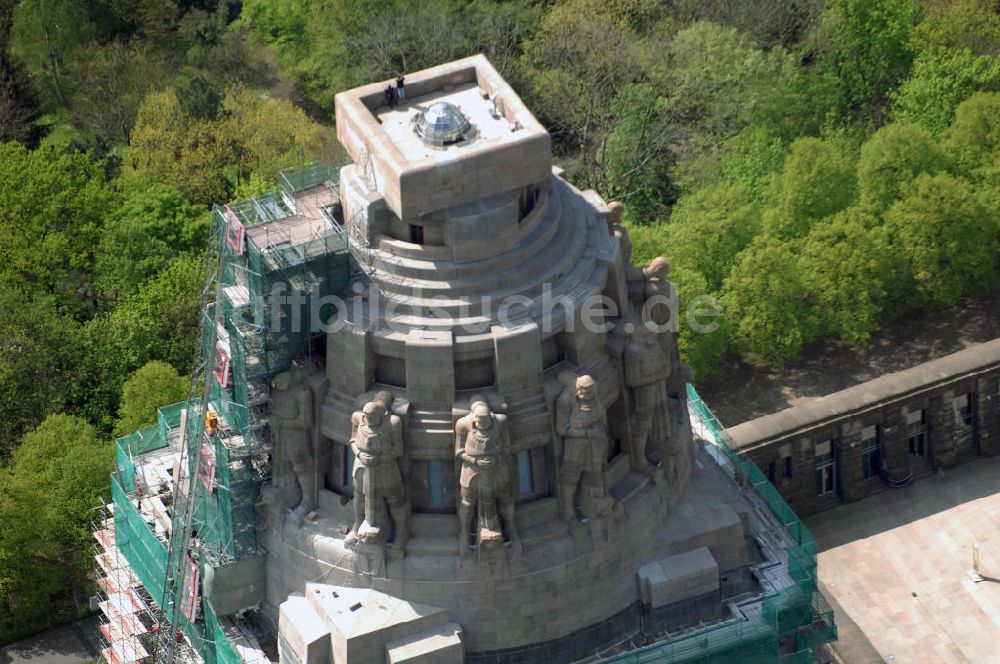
[180,554,200,622]
[224,204,246,255]
[198,443,216,491]
[212,341,231,388]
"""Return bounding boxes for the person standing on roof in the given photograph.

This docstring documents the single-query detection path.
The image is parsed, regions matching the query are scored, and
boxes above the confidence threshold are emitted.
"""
[384,84,395,109]
[396,74,405,102]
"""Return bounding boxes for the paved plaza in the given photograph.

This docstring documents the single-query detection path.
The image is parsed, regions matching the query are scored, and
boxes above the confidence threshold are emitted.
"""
[808,454,1000,663]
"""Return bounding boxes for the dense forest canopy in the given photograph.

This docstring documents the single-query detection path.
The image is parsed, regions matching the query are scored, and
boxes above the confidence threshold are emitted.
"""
[0,0,998,641]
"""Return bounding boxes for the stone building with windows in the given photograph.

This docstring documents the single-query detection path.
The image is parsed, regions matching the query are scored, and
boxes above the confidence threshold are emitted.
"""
[727,339,1000,518]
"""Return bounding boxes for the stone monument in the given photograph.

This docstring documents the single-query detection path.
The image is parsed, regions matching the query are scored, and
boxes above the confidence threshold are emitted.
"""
[454,398,521,555]
[270,370,316,519]
[345,392,409,558]
[262,55,758,664]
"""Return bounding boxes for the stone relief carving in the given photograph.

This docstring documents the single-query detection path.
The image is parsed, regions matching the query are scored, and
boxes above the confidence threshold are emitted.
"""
[346,391,410,559]
[271,371,316,520]
[624,325,672,474]
[455,399,522,556]
[626,256,672,329]
[606,201,631,263]
[555,375,615,522]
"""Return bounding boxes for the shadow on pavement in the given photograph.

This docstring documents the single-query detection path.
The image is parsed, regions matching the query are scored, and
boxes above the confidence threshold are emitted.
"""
[805,454,1000,553]
[0,615,101,664]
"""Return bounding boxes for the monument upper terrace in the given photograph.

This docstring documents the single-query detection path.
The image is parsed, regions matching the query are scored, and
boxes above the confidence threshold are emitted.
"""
[335,54,551,221]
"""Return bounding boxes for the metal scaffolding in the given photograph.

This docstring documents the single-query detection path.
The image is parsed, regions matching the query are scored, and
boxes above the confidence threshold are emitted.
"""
[591,387,838,664]
[96,163,351,664]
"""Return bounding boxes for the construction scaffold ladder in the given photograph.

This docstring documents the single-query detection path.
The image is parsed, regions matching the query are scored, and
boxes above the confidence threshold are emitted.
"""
[160,217,222,664]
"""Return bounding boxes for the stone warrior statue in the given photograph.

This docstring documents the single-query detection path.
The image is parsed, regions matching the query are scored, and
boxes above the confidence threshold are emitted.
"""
[455,400,522,555]
[626,256,673,333]
[556,375,615,522]
[270,371,316,519]
[624,324,671,473]
[346,393,409,558]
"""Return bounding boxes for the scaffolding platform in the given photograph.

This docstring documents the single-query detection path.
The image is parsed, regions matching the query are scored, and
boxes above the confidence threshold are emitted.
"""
[97,163,352,664]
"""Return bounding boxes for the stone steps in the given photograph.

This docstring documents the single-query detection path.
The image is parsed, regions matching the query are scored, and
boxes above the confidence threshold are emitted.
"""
[371,187,585,310]
[411,512,459,537]
[372,222,601,329]
[369,183,560,283]
[406,535,460,556]
[346,179,612,335]
[520,519,570,548]
[403,497,567,557]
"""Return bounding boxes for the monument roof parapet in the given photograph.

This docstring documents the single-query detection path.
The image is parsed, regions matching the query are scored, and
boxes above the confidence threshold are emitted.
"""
[335,54,551,220]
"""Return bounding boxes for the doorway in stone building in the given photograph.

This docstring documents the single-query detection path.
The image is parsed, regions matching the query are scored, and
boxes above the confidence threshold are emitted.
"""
[906,409,931,474]
[953,393,976,458]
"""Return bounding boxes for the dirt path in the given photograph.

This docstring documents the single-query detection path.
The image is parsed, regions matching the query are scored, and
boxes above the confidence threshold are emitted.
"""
[697,286,1000,427]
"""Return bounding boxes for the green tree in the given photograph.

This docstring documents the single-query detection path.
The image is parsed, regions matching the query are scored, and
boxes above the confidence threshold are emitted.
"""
[0,289,80,455]
[885,172,998,309]
[79,256,202,429]
[521,0,638,185]
[114,361,187,437]
[86,0,181,42]
[815,0,922,126]
[891,47,1000,134]
[762,137,857,239]
[604,83,675,220]
[666,182,760,291]
[176,68,223,120]
[93,177,208,299]
[670,265,730,381]
[348,3,471,82]
[657,21,784,146]
[223,86,329,184]
[720,237,820,366]
[0,141,117,317]
[0,49,43,146]
[9,0,95,107]
[129,88,240,204]
[130,86,331,204]
[239,0,384,110]
[909,0,1000,57]
[69,41,170,145]
[945,91,1000,183]
[625,220,669,266]
[857,123,947,214]
[644,20,813,192]
[799,209,900,343]
[0,414,111,622]
[667,0,825,48]
[720,126,786,198]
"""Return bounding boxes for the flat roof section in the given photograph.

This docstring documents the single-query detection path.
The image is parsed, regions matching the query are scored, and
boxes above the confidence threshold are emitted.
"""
[244,185,337,253]
[726,338,1000,450]
[335,54,551,220]
[374,82,515,161]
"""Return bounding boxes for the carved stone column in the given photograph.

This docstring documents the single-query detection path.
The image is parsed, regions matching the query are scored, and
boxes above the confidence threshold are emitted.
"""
[929,390,956,468]
[976,376,1000,456]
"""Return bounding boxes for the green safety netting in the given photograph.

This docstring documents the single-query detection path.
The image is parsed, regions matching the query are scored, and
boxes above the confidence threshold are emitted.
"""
[114,426,161,492]
[112,474,168,608]
[116,164,353,662]
[597,388,836,663]
[106,163,351,663]
[279,162,339,196]
[204,600,244,664]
